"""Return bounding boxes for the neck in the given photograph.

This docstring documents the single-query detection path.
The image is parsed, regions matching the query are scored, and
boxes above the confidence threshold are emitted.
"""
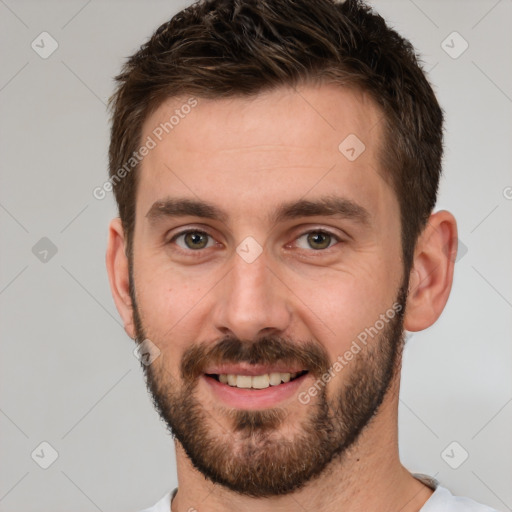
[171,377,433,512]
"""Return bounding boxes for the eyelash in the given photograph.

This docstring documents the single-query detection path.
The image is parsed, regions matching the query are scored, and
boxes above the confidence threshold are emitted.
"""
[294,230,340,250]
[168,228,343,253]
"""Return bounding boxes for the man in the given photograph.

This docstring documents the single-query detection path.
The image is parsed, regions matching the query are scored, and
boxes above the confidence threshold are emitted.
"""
[105,0,498,510]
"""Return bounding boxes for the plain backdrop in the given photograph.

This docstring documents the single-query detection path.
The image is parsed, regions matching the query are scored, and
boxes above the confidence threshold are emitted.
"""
[0,0,511,511]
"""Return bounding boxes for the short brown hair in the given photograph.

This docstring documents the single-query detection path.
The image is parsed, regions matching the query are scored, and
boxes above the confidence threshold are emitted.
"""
[108,0,444,272]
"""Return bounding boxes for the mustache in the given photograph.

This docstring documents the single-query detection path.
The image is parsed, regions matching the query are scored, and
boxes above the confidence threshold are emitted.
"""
[180,335,331,385]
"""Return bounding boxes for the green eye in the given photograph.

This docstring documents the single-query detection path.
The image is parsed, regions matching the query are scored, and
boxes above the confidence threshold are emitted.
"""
[185,232,208,249]
[295,231,338,250]
[307,232,332,250]
[174,231,213,250]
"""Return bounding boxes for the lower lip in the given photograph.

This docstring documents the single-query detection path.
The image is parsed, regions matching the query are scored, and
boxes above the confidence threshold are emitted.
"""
[202,373,309,409]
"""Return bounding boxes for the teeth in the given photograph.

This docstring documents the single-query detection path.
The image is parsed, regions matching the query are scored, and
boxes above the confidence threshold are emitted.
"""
[252,374,270,389]
[236,375,252,388]
[269,372,282,386]
[217,372,302,389]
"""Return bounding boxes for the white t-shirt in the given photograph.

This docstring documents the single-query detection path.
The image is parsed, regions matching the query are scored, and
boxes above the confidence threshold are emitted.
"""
[138,475,499,512]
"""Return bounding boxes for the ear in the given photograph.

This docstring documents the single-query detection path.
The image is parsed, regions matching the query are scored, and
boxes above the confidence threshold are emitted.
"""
[404,210,458,332]
[106,217,136,339]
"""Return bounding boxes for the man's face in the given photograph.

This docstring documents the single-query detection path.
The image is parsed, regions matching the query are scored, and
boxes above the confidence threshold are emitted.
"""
[130,84,407,496]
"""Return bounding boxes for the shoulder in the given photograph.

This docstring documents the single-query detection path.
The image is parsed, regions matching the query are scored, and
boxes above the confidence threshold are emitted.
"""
[136,490,173,512]
[421,484,500,512]
[137,483,500,512]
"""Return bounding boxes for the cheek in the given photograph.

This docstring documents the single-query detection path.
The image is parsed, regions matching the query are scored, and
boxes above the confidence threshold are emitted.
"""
[292,263,399,358]
[133,264,211,350]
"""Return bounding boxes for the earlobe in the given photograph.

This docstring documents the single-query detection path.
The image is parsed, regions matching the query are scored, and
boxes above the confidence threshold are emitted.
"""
[105,218,136,339]
[404,210,458,332]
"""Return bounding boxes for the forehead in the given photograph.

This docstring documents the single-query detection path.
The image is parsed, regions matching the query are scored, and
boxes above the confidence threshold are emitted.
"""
[144,83,382,158]
[136,83,395,226]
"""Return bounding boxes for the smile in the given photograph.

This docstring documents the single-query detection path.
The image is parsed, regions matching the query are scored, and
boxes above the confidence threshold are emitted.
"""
[206,371,308,389]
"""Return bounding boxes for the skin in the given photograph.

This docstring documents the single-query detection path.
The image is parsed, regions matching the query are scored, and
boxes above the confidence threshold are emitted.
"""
[106,83,458,512]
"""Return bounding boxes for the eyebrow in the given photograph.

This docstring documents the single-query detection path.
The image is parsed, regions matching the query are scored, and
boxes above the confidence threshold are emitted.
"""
[146,197,228,224]
[145,196,371,227]
[271,196,371,227]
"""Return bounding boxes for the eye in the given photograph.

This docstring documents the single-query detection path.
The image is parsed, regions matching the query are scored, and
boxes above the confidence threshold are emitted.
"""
[295,230,339,250]
[172,230,215,250]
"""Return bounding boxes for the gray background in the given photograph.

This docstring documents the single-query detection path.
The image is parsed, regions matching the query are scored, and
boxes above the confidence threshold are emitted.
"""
[1,0,511,510]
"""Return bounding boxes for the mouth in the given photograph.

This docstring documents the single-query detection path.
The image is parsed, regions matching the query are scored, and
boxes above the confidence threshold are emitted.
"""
[205,370,309,389]
[202,364,311,409]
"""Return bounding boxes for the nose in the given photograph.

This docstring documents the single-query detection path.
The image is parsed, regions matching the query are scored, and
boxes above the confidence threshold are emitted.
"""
[211,249,292,341]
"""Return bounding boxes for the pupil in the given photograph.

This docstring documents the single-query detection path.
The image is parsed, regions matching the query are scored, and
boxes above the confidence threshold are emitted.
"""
[186,232,207,249]
[308,232,330,250]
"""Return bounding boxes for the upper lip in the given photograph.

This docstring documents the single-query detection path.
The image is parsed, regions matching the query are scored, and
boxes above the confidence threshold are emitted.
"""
[204,364,306,376]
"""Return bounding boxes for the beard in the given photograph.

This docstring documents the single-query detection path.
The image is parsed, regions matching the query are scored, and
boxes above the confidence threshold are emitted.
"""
[130,270,408,498]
